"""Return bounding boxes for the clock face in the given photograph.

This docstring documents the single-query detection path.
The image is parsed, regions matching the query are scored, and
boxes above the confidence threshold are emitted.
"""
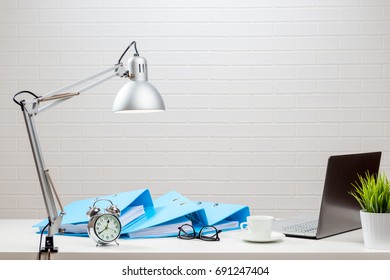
[94,214,121,243]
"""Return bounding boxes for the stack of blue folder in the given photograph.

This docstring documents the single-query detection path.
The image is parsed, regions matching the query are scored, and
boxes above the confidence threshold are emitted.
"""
[34,188,250,239]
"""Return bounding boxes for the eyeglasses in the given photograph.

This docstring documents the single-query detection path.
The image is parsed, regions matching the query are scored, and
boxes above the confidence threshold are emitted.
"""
[177,224,221,241]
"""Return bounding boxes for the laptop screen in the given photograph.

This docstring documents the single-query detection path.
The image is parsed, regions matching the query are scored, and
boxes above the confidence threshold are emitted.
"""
[316,151,382,238]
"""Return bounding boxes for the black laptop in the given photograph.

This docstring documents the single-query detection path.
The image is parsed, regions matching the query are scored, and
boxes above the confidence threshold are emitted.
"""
[272,152,382,239]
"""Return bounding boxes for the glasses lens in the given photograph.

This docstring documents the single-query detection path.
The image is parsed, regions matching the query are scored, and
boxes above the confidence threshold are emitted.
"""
[178,224,195,239]
[199,226,220,241]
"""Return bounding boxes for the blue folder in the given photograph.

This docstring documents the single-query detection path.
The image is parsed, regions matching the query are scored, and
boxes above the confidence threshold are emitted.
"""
[34,188,153,235]
[122,191,206,238]
[122,191,250,238]
[191,200,250,230]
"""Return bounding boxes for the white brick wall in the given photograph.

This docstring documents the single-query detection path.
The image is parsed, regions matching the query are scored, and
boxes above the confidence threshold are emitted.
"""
[1,1,390,219]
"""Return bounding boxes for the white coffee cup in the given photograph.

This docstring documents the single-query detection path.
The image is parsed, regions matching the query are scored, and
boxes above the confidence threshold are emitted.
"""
[240,215,274,238]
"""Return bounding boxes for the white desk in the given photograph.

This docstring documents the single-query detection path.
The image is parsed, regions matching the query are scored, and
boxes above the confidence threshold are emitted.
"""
[1,219,389,260]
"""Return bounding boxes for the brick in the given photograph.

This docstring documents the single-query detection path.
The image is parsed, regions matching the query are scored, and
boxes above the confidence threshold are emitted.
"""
[2,1,390,219]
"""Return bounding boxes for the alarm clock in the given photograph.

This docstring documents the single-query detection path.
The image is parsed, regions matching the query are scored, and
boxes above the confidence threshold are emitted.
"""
[86,198,122,246]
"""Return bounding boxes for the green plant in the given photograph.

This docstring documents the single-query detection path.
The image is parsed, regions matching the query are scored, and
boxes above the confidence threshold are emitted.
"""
[349,172,390,213]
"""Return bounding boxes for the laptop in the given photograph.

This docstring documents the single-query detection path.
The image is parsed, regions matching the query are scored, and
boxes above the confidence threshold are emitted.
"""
[272,151,382,239]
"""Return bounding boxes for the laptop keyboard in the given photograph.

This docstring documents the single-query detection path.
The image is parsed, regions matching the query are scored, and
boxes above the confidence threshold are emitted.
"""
[282,220,318,233]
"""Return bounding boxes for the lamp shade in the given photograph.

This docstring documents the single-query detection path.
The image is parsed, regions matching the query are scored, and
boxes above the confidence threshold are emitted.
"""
[113,81,165,113]
[112,55,165,113]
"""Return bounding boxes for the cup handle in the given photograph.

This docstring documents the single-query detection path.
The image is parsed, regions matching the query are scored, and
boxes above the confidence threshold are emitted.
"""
[240,222,248,230]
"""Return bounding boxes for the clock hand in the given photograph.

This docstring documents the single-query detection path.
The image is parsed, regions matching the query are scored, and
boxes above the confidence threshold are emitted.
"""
[106,226,117,232]
[98,220,110,234]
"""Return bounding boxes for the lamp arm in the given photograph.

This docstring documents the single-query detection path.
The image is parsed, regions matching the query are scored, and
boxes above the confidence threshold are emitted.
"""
[21,103,64,237]
[23,63,127,116]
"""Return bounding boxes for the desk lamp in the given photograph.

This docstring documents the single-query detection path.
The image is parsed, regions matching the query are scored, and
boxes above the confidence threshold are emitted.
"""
[12,41,165,254]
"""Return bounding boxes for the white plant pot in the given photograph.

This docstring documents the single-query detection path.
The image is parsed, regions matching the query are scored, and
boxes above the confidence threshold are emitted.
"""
[360,210,390,250]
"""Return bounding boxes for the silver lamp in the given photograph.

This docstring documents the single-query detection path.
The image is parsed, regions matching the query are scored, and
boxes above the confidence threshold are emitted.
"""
[113,55,165,113]
[12,41,165,254]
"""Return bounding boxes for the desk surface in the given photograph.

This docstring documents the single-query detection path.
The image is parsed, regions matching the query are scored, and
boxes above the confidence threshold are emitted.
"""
[1,219,389,260]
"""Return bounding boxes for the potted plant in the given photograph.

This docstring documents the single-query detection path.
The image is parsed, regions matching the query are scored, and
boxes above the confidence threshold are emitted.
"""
[350,171,390,249]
